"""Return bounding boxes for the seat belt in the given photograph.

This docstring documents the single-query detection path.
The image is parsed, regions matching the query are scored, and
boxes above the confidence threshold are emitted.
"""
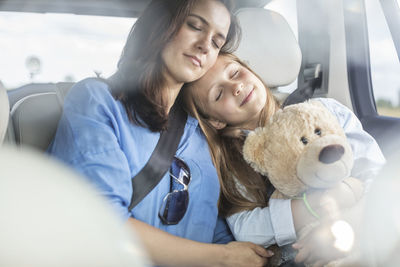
[128,102,187,211]
[282,64,322,107]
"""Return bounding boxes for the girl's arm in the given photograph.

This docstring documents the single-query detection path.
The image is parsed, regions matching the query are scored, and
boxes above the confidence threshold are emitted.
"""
[127,218,272,267]
[227,199,295,247]
[227,182,362,247]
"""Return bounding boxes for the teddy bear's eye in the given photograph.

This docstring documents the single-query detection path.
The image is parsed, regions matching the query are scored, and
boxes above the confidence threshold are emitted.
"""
[300,136,308,145]
[315,128,322,136]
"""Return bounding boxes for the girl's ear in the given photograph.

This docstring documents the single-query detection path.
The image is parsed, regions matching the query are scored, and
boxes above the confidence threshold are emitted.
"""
[208,118,227,130]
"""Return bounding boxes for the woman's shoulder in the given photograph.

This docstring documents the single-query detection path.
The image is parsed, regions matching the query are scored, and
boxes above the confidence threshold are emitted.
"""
[64,78,116,109]
[68,78,111,100]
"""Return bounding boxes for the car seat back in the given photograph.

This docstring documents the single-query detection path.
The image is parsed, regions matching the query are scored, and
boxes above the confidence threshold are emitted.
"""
[0,82,9,144]
[235,8,302,102]
[6,82,73,151]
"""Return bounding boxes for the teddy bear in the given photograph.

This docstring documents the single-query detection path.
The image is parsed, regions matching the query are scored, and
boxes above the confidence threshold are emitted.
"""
[242,100,364,266]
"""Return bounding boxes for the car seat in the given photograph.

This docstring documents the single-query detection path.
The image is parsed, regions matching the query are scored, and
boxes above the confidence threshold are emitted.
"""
[235,8,302,103]
[0,82,9,144]
[6,82,73,151]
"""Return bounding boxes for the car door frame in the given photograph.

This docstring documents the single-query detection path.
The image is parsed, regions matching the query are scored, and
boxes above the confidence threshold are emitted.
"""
[343,0,400,156]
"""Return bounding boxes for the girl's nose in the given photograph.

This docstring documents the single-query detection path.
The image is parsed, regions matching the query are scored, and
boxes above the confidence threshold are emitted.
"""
[233,83,243,96]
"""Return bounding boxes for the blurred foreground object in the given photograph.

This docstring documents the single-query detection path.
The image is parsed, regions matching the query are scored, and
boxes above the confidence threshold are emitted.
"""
[0,145,149,267]
[358,150,400,266]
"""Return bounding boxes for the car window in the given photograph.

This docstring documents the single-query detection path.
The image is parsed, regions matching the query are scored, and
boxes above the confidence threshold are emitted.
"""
[365,0,400,118]
[0,12,134,90]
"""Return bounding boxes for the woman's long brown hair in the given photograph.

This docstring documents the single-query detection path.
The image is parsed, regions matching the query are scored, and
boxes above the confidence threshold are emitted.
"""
[109,0,240,132]
[182,53,280,217]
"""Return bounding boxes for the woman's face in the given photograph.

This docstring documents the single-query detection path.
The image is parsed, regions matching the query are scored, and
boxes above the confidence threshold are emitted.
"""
[161,0,231,85]
[192,55,267,129]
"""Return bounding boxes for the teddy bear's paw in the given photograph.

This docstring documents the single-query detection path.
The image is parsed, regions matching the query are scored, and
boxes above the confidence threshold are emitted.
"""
[342,177,364,203]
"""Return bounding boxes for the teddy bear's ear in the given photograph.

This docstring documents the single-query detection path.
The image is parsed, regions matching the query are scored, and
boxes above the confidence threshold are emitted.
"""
[242,128,269,175]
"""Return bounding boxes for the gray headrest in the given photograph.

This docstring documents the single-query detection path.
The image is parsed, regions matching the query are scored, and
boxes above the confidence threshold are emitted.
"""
[235,8,302,88]
[9,82,74,151]
[0,82,9,143]
[11,92,63,150]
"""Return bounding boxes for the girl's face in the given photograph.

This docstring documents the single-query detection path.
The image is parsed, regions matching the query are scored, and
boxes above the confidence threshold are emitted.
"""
[161,0,231,86]
[192,55,267,129]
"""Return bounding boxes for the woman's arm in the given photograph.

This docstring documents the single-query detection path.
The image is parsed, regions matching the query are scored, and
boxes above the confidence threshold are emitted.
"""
[127,218,272,267]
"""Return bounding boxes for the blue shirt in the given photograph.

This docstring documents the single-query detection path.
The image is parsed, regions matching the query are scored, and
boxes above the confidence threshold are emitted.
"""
[227,97,386,247]
[49,78,233,244]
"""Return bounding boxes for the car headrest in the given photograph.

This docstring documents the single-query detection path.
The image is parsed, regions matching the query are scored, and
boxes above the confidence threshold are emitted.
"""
[9,82,74,151]
[0,82,9,143]
[235,8,302,88]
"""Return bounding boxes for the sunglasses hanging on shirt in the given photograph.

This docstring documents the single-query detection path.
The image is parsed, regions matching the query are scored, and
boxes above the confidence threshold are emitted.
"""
[159,156,191,225]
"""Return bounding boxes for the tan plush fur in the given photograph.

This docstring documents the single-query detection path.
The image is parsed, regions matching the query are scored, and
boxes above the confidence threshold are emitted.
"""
[243,100,353,198]
[243,100,363,266]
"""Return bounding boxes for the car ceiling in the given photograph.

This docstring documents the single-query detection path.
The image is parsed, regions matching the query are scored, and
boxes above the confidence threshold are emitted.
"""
[0,0,272,17]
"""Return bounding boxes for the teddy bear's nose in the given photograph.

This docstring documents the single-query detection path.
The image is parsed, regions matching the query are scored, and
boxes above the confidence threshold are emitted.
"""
[319,144,345,164]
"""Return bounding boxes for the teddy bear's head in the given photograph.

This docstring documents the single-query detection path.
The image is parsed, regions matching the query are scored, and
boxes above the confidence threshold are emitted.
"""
[243,100,354,198]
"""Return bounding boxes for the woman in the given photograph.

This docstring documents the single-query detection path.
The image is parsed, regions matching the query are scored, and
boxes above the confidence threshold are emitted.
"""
[182,52,386,265]
[49,1,273,266]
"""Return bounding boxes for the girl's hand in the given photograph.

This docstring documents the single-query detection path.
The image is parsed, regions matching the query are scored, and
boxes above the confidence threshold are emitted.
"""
[221,241,274,267]
[292,221,348,267]
[307,178,364,219]
[292,179,364,233]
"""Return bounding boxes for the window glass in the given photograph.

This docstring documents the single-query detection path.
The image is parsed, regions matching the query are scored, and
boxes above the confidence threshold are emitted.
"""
[0,12,134,90]
[365,0,400,117]
[264,0,298,93]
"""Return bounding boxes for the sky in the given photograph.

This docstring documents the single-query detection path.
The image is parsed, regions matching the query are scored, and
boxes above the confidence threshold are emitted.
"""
[0,0,399,105]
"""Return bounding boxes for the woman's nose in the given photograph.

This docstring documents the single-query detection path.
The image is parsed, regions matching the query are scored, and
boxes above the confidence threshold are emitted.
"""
[196,34,211,54]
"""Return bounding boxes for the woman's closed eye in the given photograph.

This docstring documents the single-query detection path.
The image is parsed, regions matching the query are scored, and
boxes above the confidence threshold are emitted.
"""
[188,22,221,49]
[212,39,221,49]
[188,22,202,31]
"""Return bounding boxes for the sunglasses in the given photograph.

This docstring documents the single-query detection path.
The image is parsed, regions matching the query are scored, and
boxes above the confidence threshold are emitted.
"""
[159,157,191,225]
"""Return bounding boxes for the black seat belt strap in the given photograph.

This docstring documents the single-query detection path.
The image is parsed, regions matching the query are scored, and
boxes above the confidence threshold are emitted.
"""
[128,103,187,211]
[282,63,322,107]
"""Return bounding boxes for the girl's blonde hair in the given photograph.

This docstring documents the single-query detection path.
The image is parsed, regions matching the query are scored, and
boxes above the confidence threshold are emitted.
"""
[182,53,280,217]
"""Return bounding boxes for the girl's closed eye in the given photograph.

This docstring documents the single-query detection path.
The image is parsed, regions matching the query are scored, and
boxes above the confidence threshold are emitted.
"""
[215,89,223,101]
[231,70,239,79]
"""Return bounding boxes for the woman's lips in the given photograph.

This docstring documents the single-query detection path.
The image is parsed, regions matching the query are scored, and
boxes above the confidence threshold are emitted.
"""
[185,55,201,67]
[241,88,254,106]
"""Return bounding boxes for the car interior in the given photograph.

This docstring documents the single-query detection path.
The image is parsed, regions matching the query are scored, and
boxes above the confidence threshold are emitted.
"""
[1,0,400,265]
[2,0,399,156]
[3,5,302,153]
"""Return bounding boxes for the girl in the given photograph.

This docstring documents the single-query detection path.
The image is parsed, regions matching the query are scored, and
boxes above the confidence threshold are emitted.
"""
[49,1,272,266]
[182,52,386,265]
